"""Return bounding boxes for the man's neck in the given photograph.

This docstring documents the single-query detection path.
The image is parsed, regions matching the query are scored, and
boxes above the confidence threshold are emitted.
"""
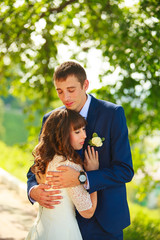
[82,94,88,110]
[79,94,91,119]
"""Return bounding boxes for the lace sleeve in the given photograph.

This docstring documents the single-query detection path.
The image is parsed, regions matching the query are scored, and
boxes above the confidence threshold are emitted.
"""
[47,155,92,211]
[67,184,92,212]
[65,161,92,212]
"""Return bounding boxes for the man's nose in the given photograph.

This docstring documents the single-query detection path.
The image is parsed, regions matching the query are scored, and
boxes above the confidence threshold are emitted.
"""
[64,92,70,101]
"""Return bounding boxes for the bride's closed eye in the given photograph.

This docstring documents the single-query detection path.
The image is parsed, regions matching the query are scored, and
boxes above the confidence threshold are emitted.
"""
[75,130,80,134]
[75,127,86,134]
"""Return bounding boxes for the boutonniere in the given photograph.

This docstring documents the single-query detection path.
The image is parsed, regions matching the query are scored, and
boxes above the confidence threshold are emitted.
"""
[88,133,105,147]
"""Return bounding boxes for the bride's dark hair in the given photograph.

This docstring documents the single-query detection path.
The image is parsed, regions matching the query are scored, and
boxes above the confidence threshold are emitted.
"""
[31,108,87,176]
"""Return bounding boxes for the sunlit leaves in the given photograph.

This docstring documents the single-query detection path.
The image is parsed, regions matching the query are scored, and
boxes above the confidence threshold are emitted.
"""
[0,0,159,129]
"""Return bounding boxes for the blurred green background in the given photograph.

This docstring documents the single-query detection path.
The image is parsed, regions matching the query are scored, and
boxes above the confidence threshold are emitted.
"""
[0,0,160,239]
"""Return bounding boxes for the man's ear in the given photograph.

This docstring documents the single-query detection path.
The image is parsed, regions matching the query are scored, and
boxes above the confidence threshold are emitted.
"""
[83,79,89,91]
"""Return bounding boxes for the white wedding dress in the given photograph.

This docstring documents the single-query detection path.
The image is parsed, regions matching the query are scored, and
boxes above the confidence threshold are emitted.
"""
[26,155,92,240]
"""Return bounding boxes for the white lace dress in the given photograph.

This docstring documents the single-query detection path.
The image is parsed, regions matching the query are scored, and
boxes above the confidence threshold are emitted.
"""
[26,155,92,240]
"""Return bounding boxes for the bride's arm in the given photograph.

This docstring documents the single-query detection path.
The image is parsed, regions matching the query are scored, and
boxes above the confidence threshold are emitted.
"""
[80,146,98,218]
[68,182,97,219]
[68,147,99,219]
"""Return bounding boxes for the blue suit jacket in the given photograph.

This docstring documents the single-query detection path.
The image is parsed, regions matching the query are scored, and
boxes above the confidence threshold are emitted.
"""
[27,94,134,235]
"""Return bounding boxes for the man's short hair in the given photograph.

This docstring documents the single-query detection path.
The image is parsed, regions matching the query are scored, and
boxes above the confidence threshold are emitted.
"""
[53,61,87,87]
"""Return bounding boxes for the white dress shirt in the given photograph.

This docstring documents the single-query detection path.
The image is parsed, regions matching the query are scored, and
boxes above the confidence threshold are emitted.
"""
[79,94,91,119]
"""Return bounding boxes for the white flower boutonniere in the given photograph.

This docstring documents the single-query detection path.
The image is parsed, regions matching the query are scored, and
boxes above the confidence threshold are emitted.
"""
[88,133,105,147]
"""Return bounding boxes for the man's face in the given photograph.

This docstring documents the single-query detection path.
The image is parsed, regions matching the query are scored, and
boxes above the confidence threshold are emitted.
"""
[54,75,89,112]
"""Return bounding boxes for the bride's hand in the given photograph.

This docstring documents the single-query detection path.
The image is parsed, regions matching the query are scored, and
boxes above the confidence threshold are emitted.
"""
[84,146,99,171]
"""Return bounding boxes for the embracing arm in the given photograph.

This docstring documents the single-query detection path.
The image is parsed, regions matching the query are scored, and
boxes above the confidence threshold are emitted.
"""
[26,113,47,201]
[27,167,38,197]
[27,167,62,208]
[26,111,63,208]
[47,148,99,219]
[70,147,99,219]
[68,184,97,219]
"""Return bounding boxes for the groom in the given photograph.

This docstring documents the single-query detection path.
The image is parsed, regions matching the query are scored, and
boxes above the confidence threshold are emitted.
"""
[27,61,134,240]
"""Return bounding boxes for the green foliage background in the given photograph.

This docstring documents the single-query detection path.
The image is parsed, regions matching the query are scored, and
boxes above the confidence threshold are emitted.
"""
[0,0,159,129]
[0,0,160,238]
[2,109,28,145]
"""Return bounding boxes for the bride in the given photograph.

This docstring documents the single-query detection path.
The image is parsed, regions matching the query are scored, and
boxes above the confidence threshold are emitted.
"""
[26,108,99,240]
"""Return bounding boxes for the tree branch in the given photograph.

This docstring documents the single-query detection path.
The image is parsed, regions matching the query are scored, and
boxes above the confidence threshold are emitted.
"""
[41,0,78,17]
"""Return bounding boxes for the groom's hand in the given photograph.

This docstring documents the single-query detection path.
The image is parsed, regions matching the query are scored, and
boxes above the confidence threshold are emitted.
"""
[30,184,62,209]
[46,166,80,189]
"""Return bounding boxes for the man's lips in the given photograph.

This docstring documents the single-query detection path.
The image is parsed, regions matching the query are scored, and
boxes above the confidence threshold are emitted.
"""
[65,102,74,107]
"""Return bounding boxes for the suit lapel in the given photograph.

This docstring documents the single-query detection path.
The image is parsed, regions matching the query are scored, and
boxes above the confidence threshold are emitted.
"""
[83,95,99,150]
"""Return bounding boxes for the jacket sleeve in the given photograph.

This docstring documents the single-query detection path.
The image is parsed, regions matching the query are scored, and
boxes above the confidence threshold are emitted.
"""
[27,167,38,203]
[26,109,63,202]
[26,113,49,202]
[87,106,134,193]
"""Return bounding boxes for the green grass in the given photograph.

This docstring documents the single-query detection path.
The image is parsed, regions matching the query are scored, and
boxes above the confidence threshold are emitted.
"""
[0,141,33,182]
[129,202,160,221]
[124,202,160,239]
[0,106,41,180]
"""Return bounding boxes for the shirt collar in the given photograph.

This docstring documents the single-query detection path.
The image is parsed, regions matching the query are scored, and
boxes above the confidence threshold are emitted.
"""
[79,94,91,119]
